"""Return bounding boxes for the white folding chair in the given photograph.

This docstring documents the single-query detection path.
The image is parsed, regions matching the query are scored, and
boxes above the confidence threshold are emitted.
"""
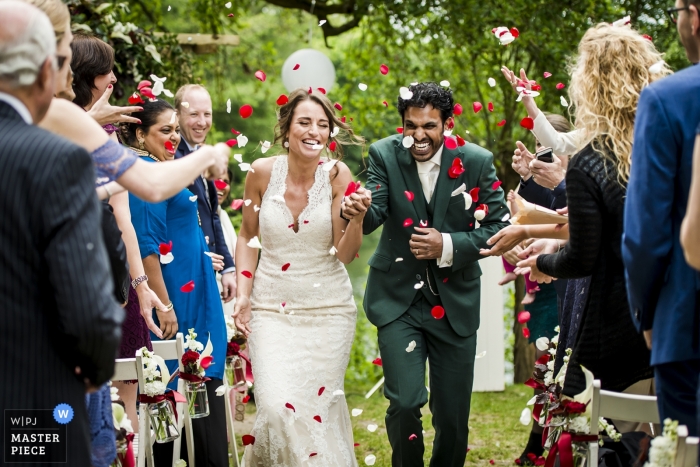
[674,425,699,467]
[151,333,195,467]
[112,358,150,467]
[588,379,660,467]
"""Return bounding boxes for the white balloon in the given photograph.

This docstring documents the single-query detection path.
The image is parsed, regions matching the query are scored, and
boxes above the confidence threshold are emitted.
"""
[282,49,336,93]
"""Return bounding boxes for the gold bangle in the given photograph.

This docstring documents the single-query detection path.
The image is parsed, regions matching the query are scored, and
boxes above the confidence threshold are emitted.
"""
[103,183,113,199]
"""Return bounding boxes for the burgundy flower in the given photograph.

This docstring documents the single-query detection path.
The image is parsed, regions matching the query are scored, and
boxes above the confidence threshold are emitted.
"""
[182,350,200,366]
[227,342,241,357]
[563,400,587,414]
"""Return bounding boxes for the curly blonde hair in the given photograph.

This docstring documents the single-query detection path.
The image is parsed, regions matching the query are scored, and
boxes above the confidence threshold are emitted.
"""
[568,23,672,184]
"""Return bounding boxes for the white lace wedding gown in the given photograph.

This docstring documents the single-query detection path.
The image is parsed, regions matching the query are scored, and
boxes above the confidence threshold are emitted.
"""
[244,156,358,467]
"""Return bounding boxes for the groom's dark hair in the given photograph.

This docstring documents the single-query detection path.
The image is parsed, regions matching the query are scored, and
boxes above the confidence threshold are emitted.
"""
[397,82,454,123]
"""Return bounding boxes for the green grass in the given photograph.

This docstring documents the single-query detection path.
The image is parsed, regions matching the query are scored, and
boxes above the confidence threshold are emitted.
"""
[234,384,531,466]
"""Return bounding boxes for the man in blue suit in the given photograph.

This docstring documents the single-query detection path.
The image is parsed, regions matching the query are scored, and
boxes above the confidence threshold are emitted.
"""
[174,84,237,302]
[623,0,700,435]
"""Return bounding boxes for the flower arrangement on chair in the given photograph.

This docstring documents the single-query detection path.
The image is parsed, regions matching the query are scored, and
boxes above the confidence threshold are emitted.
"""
[109,384,135,467]
[180,328,214,419]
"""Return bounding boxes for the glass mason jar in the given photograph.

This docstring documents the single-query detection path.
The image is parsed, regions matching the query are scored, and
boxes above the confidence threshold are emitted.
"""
[148,400,179,443]
[185,381,210,419]
[225,355,246,389]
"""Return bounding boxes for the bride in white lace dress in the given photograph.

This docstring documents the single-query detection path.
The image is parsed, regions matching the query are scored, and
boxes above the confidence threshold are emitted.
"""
[234,89,368,466]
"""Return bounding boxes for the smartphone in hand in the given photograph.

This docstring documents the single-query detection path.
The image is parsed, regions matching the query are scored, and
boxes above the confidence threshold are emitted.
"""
[535,147,554,163]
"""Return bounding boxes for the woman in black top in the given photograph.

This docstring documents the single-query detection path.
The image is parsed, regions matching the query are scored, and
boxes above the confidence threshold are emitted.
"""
[516,23,671,397]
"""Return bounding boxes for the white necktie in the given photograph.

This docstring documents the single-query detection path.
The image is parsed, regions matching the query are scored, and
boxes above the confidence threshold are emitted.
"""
[418,163,438,201]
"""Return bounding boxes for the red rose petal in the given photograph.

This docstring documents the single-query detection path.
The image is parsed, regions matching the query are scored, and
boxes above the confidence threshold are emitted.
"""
[510,27,519,37]
[354,443,360,447]
[227,13,234,17]
[522,328,531,338]
[214,179,228,190]
[293,64,300,70]
[520,117,534,130]
[318,387,325,396]
[317,87,326,94]
[448,157,465,178]
[490,460,495,465]
[556,83,565,90]
[334,102,343,111]
[403,218,414,228]
[404,191,414,202]
[230,199,244,210]
[281,263,290,271]
[140,87,156,99]
[164,141,174,152]
[642,34,653,41]
[341,116,346,123]
[383,100,388,107]
[380,64,389,75]
[242,395,250,404]
[254,70,266,82]
[531,83,542,91]
[445,136,458,150]
[396,127,403,133]
[372,357,382,366]
[431,305,445,319]
[230,128,241,135]
[128,93,145,105]
[487,102,494,112]
[285,402,295,412]
[469,187,480,202]
[492,180,502,190]
[472,102,483,113]
[309,453,317,457]
[453,103,463,116]
[159,241,173,255]
[308,87,313,94]
[200,355,214,369]
[409,434,418,440]
[517,311,531,324]
[476,203,489,216]
[497,120,507,127]
[313,415,322,423]
[137,80,152,91]
[242,434,255,445]
[276,94,289,105]
[225,139,237,147]
[329,141,337,152]
[241,270,252,278]
[456,135,466,146]
[239,104,253,119]
[376,184,381,190]
[543,72,552,78]
[345,181,359,196]
[419,220,428,228]
[180,280,195,293]
[303,220,309,224]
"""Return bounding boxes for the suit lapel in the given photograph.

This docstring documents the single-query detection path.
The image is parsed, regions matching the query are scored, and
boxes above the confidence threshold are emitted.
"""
[396,142,429,223]
[431,146,461,232]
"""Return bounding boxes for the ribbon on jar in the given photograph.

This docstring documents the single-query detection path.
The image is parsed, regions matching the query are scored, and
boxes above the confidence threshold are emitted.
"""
[138,389,187,421]
[544,431,599,467]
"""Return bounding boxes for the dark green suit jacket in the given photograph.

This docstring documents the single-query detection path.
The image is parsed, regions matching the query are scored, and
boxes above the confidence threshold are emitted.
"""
[362,134,509,337]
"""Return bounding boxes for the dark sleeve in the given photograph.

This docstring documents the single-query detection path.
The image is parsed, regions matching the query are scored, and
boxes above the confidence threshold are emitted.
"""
[550,179,567,210]
[537,166,602,279]
[213,208,235,270]
[362,144,390,234]
[518,177,556,208]
[39,146,123,386]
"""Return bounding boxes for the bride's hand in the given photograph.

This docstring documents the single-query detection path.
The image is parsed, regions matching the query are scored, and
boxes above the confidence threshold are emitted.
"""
[233,296,252,337]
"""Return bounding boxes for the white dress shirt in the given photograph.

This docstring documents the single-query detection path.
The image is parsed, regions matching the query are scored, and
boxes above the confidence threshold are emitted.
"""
[0,92,33,124]
[415,145,454,268]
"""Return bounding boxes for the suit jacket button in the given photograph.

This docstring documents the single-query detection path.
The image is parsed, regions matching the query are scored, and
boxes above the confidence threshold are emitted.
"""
[416,274,421,280]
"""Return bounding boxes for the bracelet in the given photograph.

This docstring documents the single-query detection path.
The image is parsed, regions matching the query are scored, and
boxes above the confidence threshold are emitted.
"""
[160,302,174,313]
[131,275,148,289]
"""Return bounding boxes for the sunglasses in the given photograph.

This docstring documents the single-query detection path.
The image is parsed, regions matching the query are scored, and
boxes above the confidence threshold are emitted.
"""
[666,6,690,24]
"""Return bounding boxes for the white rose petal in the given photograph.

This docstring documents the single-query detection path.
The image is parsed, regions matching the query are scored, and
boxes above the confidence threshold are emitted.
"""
[226,99,231,113]
[239,163,252,172]
[476,351,487,359]
[439,80,450,87]
[488,77,496,87]
[351,408,363,417]
[395,257,403,262]
[215,385,226,396]
[463,192,473,210]
[406,340,416,352]
[189,195,197,202]
[167,5,171,11]
[160,252,174,264]
[162,89,173,98]
[358,83,368,91]
[474,209,486,221]
[451,183,466,197]
[560,96,569,107]
[244,199,252,206]
[323,159,338,172]
[279,302,286,313]
[313,283,320,287]
[254,205,260,212]
[365,454,377,465]
[535,337,550,351]
[493,26,509,37]
[520,407,532,425]
[261,141,272,153]
[169,111,177,124]
[247,236,262,249]
[443,129,453,137]
[233,153,243,163]
[237,135,248,148]
[612,15,631,27]
[333,389,344,396]
[399,87,413,100]
[499,33,515,45]
[402,135,415,148]
[225,1,231,7]
[649,60,665,74]
[318,19,326,26]
[502,213,511,222]
[151,80,164,96]
[144,44,162,63]
[181,101,189,108]
[414,281,424,290]
[367,424,378,432]
[329,246,338,255]
[271,194,285,203]
[331,126,340,137]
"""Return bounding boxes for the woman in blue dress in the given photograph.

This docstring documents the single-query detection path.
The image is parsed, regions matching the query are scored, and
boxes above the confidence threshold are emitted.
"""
[122,99,228,467]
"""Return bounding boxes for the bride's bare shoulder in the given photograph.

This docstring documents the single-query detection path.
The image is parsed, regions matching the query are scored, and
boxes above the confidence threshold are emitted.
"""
[39,99,107,152]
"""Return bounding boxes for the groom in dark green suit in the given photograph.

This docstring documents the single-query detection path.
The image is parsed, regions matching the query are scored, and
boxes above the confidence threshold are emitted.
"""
[343,83,509,466]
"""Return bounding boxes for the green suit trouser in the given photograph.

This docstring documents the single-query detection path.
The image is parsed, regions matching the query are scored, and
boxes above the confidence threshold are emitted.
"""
[378,293,477,467]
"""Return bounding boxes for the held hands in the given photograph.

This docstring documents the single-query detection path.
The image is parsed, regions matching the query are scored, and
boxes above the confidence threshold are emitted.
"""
[156,307,178,340]
[233,295,252,337]
[529,155,565,190]
[220,272,236,303]
[341,187,372,222]
[480,225,528,257]
[203,143,232,180]
[409,227,443,260]
[87,84,143,126]
[209,252,225,272]
[514,239,560,283]
[134,283,167,339]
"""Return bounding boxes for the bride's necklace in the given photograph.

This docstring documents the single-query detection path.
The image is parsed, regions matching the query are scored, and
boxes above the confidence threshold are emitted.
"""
[132,147,160,163]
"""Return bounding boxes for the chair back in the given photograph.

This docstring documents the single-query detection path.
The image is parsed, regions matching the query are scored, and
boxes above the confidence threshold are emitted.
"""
[674,425,699,467]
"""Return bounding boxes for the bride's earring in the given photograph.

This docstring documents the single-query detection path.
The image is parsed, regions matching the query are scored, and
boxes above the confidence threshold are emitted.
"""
[283,141,289,148]
[138,139,145,150]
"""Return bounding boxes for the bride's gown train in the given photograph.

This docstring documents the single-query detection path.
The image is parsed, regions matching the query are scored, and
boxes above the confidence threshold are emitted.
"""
[244,156,358,466]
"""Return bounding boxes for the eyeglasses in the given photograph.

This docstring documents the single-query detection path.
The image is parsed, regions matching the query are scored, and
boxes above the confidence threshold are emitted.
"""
[666,6,690,24]
[56,55,67,69]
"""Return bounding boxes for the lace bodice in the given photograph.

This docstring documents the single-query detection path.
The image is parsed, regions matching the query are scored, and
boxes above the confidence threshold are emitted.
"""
[250,156,355,314]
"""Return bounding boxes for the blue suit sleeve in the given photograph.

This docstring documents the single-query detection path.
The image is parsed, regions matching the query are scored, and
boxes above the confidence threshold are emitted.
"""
[518,177,556,208]
[129,193,167,258]
[213,207,235,269]
[622,86,677,331]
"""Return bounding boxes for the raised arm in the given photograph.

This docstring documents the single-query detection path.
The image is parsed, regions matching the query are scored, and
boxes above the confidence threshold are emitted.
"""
[681,133,700,270]
[40,145,123,387]
[331,162,367,264]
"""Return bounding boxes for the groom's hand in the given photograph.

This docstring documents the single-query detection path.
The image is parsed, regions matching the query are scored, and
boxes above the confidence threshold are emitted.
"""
[409,227,443,260]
